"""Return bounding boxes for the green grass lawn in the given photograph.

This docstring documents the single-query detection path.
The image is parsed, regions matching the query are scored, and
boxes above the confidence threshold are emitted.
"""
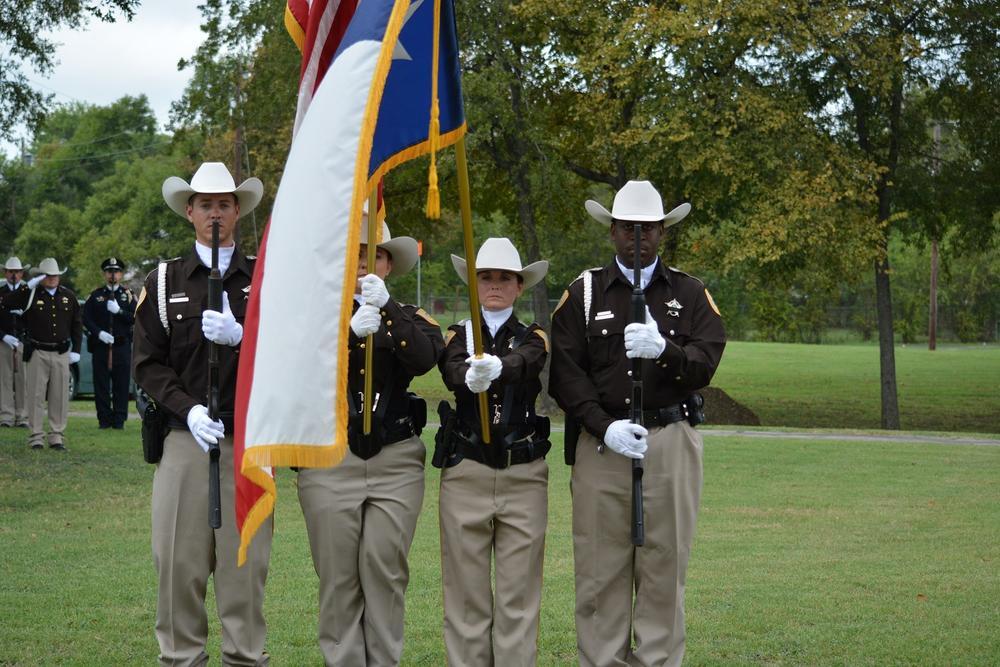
[1,420,998,665]
[407,341,1000,434]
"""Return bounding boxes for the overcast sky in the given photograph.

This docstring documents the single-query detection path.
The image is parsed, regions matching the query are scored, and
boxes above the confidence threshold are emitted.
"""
[3,0,204,157]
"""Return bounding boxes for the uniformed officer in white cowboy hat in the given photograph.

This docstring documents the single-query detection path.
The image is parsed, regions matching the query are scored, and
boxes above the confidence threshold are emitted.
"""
[296,206,443,666]
[436,237,552,665]
[0,256,32,427]
[550,180,726,667]
[1,257,82,450]
[134,161,271,666]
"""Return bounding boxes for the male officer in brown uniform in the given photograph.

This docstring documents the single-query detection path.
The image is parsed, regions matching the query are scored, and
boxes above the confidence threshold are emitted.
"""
[550,181,726,667]
[133,162,272,666]
[1,257,82,450]
[82,257,136,429]
[296,213,443,666]
[0,256,31,427]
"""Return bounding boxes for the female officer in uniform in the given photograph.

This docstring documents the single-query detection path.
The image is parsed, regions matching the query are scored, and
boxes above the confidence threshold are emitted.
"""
[296,211,443,666]
[434,237,550,666]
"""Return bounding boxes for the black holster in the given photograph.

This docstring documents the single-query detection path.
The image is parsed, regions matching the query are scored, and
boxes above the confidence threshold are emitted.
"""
[432,400,458,469]
[136,387,169,464]
[686,392,706,426]
[21,340,33,363]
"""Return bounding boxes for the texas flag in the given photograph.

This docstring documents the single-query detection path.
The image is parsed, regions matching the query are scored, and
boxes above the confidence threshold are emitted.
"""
[234,0,465,564]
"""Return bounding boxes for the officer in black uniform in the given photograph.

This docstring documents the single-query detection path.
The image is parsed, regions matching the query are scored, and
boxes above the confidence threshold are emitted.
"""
[82,257,136,429]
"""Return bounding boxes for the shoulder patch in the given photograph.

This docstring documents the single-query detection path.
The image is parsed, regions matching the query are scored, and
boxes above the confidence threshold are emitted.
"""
[704,288,721,316]
[136,286,148,312]
[444,329,457,346]
[415,308,440,327]
[532,328,550,352]
[552,290,571,316]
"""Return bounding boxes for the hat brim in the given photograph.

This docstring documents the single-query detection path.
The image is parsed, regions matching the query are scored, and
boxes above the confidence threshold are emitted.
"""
[29,266,67,276]
[380,236,419,277]
[4,264,29,272]
[585,200,692,228]
[451,255,549,291]
[162,177,264,220]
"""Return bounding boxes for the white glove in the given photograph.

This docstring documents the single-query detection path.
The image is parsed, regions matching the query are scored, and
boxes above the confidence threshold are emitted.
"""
[624,306,666,359]
[464,354,503,393]
[603,419,648,459]
[350,304,382,337]
[69,352,81,364]
[27,275,45,289]
[2,334,18,349]
[106,298,121,315]
[186,404,225,453]
[98,330,115,345]
[360,274,390,308]
[201,292,243,346]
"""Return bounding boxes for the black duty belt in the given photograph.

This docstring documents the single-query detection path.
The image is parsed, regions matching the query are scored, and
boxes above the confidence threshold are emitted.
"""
[29,339,69,353]
[614,397,702,428]
[455,435,551,470]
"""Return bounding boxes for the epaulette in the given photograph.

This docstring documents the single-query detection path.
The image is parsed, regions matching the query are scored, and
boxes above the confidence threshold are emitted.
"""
[144,257,182,283]
[668,265,705,286]
[569,267,602,286]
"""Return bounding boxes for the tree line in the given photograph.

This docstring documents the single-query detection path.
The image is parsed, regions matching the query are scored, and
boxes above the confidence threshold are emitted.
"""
[2,0,998,428]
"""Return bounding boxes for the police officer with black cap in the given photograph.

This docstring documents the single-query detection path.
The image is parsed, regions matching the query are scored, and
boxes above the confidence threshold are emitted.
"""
[82,257,136,429]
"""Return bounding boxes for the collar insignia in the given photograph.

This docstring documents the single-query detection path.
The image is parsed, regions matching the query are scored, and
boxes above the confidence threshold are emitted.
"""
[665,299,683,309]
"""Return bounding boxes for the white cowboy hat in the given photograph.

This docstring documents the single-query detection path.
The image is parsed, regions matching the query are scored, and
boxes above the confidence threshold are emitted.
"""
[30,257,67,276]
[3,257,29,271]
[360,213,419,276]
[451,237,549,290]
[162,162,263,219]
[585,180,691,228]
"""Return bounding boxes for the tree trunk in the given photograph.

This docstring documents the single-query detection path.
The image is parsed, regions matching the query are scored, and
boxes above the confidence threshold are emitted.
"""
[874,252,900,429]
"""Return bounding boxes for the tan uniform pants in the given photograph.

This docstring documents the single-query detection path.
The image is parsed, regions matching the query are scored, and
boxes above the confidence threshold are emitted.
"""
[0,343,26,426]
[572,422,703,667]
[152,430,272,667]
[297,435,426,666]
[25,349,69,446]
[439,456,548,667]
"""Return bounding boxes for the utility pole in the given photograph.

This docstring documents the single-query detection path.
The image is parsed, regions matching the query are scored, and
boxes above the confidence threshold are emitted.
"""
[928,122,941,351]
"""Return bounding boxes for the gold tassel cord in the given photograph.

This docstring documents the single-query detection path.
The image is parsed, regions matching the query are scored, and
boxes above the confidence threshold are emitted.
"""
[425,0,443,220]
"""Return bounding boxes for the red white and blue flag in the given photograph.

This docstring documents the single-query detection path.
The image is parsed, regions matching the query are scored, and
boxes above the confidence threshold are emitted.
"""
[235,0,466,563]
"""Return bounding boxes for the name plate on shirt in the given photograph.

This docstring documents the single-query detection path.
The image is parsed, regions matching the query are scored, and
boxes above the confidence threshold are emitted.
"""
[168,296,189,304]
[594,310,614,321]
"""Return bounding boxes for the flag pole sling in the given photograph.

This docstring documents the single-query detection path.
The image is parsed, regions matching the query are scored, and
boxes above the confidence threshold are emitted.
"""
[363,189,379,435]
[455,137,491,443]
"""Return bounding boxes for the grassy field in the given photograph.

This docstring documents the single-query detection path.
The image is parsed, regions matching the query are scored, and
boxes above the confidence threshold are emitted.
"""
[1,420,998,665]
[405,341,1000,434]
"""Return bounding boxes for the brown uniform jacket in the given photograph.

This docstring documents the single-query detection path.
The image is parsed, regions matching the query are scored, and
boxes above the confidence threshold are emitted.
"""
[132,249,254,426]
[346,298,443,422]
[440,314,547,430]
[549,258,726,440]
[2,284,83,353]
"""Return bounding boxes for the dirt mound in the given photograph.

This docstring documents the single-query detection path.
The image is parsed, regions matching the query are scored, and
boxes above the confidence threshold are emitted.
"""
[701,386,760,426]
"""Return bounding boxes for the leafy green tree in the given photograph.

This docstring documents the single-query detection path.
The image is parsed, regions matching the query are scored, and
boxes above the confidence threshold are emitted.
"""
[13,201,85,289]
[25,96,161,211]
[0,0,139,140]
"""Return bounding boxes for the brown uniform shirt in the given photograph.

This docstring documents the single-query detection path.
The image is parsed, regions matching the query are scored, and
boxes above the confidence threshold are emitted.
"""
[132,249,254,424]
[549,258,726,439]
[440,315,547,429]
[346,298,443,421]
[2,285,83,352]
